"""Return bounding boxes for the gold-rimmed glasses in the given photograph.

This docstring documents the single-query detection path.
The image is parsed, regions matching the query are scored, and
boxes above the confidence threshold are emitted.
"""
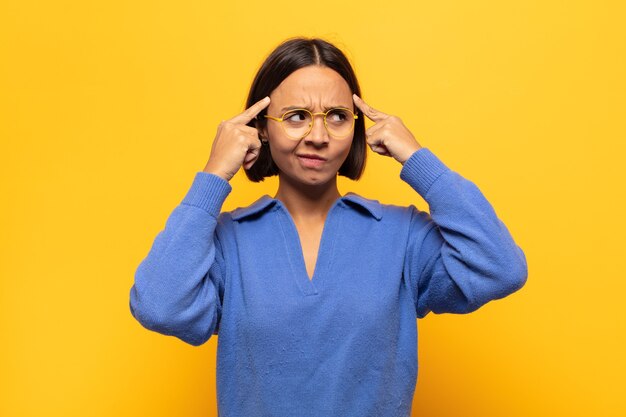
[264,108,358,140]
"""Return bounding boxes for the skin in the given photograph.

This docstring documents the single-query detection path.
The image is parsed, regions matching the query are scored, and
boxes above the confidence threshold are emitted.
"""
[203,65,422,280]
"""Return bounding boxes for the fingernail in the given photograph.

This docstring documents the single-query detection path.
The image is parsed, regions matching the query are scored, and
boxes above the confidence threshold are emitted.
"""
[264,96,270,102]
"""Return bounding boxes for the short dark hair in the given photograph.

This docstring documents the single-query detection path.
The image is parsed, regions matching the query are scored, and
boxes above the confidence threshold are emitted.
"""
[244,37,366,182]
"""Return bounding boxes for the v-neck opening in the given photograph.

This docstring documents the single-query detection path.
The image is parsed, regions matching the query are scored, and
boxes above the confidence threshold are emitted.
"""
[275,200,340,296]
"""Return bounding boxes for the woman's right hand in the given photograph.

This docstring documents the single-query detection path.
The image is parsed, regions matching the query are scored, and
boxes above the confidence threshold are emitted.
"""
[203,96,271,181]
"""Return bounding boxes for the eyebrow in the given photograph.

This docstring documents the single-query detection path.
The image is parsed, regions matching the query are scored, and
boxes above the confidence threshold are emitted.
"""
[279,105,351,112]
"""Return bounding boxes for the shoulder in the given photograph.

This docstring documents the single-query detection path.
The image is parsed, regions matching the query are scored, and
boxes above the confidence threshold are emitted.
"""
[339,192,419,223]
[219,195,278,223]
[343,193,436,243]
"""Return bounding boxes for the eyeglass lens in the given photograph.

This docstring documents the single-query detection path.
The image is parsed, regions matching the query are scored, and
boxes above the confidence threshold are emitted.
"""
[282,109,354,139]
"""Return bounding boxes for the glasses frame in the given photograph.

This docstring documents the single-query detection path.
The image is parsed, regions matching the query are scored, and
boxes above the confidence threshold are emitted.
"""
[264,107,359,140]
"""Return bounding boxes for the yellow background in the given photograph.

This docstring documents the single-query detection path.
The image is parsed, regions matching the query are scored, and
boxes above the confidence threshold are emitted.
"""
[1,0,625,416]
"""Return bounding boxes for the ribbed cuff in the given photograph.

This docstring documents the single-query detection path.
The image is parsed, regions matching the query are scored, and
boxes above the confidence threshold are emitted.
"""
[181,172,232,217]
[399,148,450,197]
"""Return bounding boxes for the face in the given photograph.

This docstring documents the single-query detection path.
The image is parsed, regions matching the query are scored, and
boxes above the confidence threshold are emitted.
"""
[261,65,355,188]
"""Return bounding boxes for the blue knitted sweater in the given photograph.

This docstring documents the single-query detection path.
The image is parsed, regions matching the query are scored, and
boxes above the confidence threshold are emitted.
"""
[129,147,527,417]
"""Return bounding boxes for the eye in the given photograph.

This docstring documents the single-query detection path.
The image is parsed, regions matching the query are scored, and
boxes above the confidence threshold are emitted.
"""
[284,110,309,123]
[327,109,350,123]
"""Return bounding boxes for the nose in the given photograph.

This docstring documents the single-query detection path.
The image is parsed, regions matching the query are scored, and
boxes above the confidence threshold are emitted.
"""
[304,114,330,145]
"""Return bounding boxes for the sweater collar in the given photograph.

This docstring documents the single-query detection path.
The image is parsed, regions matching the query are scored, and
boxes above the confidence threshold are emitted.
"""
[230,193,383,221]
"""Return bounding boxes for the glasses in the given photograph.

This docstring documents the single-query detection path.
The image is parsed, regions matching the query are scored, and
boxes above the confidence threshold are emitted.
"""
[264,108,358,140]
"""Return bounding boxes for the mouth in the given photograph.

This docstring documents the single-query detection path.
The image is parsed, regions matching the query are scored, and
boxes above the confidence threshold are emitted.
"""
[297,153,327,161]
[297,154,327,168]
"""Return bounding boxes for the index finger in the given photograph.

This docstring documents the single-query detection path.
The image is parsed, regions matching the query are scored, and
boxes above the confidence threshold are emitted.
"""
[230,96,271,125]
[353,94,388,122]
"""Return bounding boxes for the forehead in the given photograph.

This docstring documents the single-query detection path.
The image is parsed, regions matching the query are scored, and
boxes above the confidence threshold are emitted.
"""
[270,66,352,108]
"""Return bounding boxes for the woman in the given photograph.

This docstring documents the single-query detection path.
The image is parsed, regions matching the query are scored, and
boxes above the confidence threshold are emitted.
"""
[129,37,528,417]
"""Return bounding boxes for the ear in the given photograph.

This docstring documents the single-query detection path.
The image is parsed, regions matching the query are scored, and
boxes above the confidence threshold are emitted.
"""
[255,119,269,142]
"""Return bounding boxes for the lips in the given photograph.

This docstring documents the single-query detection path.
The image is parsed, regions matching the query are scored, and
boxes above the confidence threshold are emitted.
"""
[297,154,327,169]
[297,153,327,161]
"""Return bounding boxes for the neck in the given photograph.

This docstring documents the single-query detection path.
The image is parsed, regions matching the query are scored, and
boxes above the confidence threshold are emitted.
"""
[274,174,341,222]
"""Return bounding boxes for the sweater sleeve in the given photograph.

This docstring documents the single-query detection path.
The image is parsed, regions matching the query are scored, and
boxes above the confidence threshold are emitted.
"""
[400,148,528,319]
[129,172,232,346]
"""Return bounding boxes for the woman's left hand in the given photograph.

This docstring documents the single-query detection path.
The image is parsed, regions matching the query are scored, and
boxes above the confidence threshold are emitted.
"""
[353,94,422,165]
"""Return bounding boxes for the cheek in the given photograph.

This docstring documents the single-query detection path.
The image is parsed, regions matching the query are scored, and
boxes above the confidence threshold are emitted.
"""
[266,129,296,162]
[269,126,302,152]
[337,137,354,159]
[267,125,287,146]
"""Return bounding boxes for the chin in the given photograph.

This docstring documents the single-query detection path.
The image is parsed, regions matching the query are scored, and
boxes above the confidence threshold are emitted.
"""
[301,168,338,183]
[282,169,336,188]
[295,174,325,185]
[303,177,328,186]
